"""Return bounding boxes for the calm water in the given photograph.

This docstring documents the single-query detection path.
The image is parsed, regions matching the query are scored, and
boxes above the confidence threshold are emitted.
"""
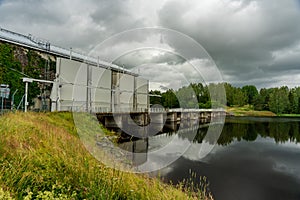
[120,117,300,200]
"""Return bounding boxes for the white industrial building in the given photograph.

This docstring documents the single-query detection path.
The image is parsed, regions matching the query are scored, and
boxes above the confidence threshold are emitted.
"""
[0,27,149,113]
[52,58,149,112]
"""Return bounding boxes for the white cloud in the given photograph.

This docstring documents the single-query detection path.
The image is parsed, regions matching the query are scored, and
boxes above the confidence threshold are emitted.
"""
[158,0,300,88]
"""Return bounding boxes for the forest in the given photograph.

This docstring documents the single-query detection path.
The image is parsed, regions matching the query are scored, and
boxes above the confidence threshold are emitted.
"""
[150,83,300,114]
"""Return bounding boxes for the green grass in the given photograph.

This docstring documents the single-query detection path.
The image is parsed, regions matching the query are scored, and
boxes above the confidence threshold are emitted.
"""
[277,114,300,117]
[0,112,211,200]
[226,105,276,117]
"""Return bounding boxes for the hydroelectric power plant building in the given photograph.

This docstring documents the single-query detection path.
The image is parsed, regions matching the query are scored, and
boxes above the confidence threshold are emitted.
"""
[0,27,149,112]
[53,58,149,112]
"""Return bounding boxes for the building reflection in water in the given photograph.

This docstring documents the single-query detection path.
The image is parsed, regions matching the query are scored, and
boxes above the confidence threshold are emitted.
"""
[118,139,149,166]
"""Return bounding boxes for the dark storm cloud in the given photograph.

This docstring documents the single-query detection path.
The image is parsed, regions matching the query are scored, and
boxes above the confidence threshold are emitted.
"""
[0,0,145,51]
[89,0,144,32]
[0,0,299,88]
[158,0,300,87]
[0,0,68,30]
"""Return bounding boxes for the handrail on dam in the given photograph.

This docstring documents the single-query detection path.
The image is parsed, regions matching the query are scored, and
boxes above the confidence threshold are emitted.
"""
[92,108,226,113]
[0,27,136,76]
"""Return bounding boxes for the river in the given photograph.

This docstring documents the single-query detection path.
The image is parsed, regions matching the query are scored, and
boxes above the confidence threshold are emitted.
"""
[118,117,300,200]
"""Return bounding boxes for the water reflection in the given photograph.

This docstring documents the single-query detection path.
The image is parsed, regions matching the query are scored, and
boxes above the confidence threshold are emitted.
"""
[117,117,300,200]
[175,117,300,145]
[118,139,148,166]
[218,117,300,145]
[117,117,300,167]
[160,117,300,200]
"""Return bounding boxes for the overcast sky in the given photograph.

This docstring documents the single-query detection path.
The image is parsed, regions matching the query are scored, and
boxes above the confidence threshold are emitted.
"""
[0,0,300,89]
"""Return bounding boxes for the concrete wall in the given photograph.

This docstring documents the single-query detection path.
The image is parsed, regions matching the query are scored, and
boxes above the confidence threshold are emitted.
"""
[56,58,87,111]
[136,77,149,111]
[119,73,134,111]
[112,73,149,112]
[112,72,135,112]
[91,67,111,112]
[51,58,149,112]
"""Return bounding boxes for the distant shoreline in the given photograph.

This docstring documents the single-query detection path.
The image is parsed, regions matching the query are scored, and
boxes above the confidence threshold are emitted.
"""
[226,106,300,117]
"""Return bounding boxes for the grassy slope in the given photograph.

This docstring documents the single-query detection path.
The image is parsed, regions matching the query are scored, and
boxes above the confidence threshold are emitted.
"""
[0,112,210,200]
[226,105,276,117]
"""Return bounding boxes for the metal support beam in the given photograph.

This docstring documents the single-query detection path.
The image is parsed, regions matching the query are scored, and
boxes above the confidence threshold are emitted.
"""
[23,77,54,84]
[86,64,92,113]
[22,77,54,112]
[69,47,72,60]
[133,77,137,112]
[24,81,28,112]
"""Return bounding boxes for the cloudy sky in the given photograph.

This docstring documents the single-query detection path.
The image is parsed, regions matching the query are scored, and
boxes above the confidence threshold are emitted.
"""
[1,0,300,89]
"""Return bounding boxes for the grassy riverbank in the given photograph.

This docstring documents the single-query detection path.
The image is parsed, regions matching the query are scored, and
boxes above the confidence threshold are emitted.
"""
[277,114,300,117]
[226,105,276,117]
[0,112,211,200]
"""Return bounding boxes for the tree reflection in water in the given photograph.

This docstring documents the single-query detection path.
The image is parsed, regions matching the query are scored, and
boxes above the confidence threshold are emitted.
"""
[174,117,300,146]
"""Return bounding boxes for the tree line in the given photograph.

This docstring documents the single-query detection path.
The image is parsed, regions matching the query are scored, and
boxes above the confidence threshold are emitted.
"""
[150,83,300,114]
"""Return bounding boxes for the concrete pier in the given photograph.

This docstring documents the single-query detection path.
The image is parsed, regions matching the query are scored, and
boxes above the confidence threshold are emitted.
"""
[149,112,166,124]
[96,109,226,130]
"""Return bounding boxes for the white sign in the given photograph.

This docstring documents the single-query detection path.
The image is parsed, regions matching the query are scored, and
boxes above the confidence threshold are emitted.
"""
[0,86,10,99]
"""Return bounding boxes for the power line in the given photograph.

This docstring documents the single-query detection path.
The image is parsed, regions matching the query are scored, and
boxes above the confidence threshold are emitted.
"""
[9,67,31,78]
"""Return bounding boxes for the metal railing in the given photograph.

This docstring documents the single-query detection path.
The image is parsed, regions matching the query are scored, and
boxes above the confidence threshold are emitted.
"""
[0,27,136,75]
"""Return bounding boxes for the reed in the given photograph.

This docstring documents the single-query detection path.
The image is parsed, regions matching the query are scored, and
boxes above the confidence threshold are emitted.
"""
[0,112,212,199]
